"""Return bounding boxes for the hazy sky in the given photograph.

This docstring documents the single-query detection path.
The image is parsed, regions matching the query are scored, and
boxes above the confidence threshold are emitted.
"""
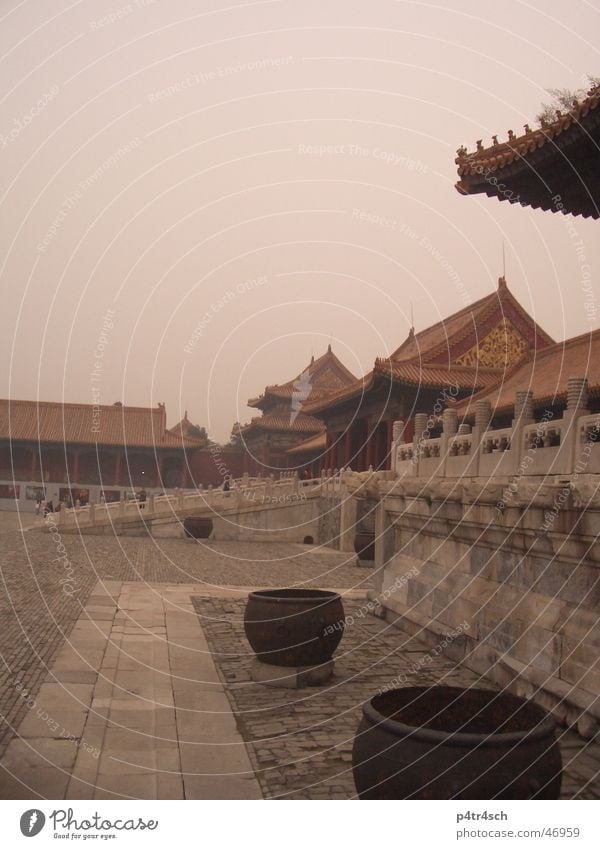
[1,0,598,441]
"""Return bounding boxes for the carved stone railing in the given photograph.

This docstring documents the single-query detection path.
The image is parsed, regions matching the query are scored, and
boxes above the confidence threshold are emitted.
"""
[391,378,600,481]
[56,473,324,530]
[479,426,514,477]
[482,428,512,454]
[448,434,472,456]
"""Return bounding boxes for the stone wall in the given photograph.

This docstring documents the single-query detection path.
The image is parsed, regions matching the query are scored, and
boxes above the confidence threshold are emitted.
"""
[318,496,342,549]
[373,476,600,735]
[191,496,322,543]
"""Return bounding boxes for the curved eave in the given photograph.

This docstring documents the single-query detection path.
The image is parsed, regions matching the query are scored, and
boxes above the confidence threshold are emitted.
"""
[454,87,600,219]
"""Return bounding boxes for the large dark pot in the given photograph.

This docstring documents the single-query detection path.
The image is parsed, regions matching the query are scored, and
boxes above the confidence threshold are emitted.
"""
[244,589,345,667]
[354,532,375,562]
[183,517,213,539]
[353,686,562,799]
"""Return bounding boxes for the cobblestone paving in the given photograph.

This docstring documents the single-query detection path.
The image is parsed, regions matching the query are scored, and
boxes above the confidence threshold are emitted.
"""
[193,596,600,800]
[0,523,369,757]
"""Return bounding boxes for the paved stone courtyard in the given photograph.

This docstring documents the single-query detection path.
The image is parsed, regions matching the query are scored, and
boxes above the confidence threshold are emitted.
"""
[0,517,598,799]
[0,518,369,759]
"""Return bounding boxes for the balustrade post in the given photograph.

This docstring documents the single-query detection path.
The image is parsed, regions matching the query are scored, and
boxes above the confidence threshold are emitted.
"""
[440,408,457,476]
[511,389,534,475]
[390,419,405,475]
[514,390,534,425]
[567,376,589,415]
[413,413,428,477]
[565,376,590,472]
[392,419,404,443]
[472,399,491,476]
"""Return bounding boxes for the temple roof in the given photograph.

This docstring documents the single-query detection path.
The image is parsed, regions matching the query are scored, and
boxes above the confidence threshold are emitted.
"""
[453,329,600,419]
[286,430,327,455]
[373,359,503,389]
[0,399,199,449]
[169,410,193,436]
[248,345,357,410]
[455,83,600,219]
[168,411,207,443]
[390,278,553,365]
[307,362,500,414]
[237,408,325,436]
[307,279,553,414]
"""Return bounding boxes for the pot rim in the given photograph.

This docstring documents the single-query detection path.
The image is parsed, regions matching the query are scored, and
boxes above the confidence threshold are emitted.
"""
[363,686,556,748]
[248,588,342,604]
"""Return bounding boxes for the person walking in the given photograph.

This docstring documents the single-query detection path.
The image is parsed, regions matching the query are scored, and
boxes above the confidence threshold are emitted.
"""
[138,488,147,509]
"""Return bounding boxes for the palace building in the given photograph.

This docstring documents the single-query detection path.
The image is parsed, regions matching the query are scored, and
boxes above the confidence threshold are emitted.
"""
[235,346,357,473]
[0,399,203,511]
[306,278,554,471]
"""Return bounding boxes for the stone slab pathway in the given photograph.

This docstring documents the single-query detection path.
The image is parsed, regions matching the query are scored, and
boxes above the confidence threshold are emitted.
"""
[0,530,371,758]
[0,581,266,799]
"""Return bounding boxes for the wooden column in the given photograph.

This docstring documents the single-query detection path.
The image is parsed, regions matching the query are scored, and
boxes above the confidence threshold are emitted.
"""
[29,449,37,481]
[378,423,388,469]
[332,429,339,469]
[72,451,79,483]
[114,452,122,487]
[386,419,394,469]
[343,428,352,468]
[366,422,375,469]
[373,423,383,470]
[356,421,365,470]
